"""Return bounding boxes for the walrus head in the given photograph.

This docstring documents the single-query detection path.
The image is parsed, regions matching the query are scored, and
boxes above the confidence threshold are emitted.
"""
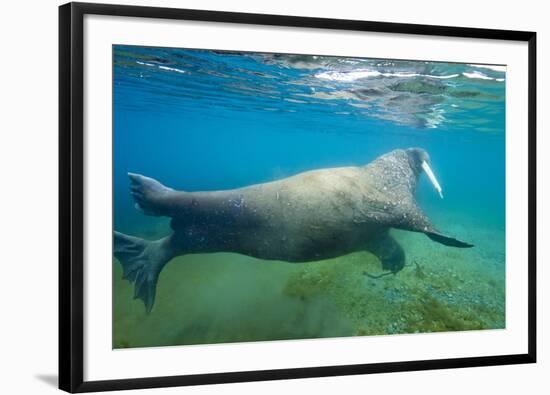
[406,147,444,199]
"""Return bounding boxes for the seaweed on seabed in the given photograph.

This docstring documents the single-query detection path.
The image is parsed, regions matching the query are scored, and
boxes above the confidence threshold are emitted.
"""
[113,338,131,348]
[413,259,425,279]
[402,291,486,333]
[283,263,336,301]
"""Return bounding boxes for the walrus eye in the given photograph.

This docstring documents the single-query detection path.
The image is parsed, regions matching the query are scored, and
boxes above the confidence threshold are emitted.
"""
[421,161,444,199]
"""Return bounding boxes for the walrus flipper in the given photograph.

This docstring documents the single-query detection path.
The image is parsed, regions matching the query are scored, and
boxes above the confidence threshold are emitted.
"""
[365,232,406,273]
[128,173,174,217]
[392,204,473,248]
[114,231,171,313]
[425,232,473,248]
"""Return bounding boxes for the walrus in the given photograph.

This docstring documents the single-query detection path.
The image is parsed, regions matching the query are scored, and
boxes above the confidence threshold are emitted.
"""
[114,148,472,312]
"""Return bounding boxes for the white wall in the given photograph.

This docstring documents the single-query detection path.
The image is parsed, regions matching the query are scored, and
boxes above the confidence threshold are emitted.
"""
[0,0,546,394]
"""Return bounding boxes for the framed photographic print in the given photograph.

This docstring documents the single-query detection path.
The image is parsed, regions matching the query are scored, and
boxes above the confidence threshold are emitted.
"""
[59,2,536,392]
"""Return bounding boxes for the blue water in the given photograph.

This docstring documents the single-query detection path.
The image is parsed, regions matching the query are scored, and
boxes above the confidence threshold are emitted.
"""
[113,45,505,348]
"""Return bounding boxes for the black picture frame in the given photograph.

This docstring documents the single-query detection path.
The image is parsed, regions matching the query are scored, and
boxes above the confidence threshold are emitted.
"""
[59,2,537,392]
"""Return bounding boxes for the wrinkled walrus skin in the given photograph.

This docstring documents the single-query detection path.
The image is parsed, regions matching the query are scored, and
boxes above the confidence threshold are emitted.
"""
[114,148,472,312]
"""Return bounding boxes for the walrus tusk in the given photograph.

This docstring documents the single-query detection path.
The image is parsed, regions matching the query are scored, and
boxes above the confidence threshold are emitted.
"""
[421,160,443,199]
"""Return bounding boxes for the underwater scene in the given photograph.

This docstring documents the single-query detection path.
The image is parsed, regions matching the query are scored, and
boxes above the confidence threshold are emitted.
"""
[113,45,506,348]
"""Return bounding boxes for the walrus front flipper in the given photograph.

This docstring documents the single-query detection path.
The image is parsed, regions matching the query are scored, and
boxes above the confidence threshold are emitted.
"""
[426,232,473,248]
[114,231,172,313]
[392,204,474,248]
[365,232,406,273]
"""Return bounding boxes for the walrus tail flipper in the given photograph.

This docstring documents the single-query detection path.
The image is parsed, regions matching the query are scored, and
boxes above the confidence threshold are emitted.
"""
[128,172,174,217]
[114,231,171,313]
[426,232,473,248]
